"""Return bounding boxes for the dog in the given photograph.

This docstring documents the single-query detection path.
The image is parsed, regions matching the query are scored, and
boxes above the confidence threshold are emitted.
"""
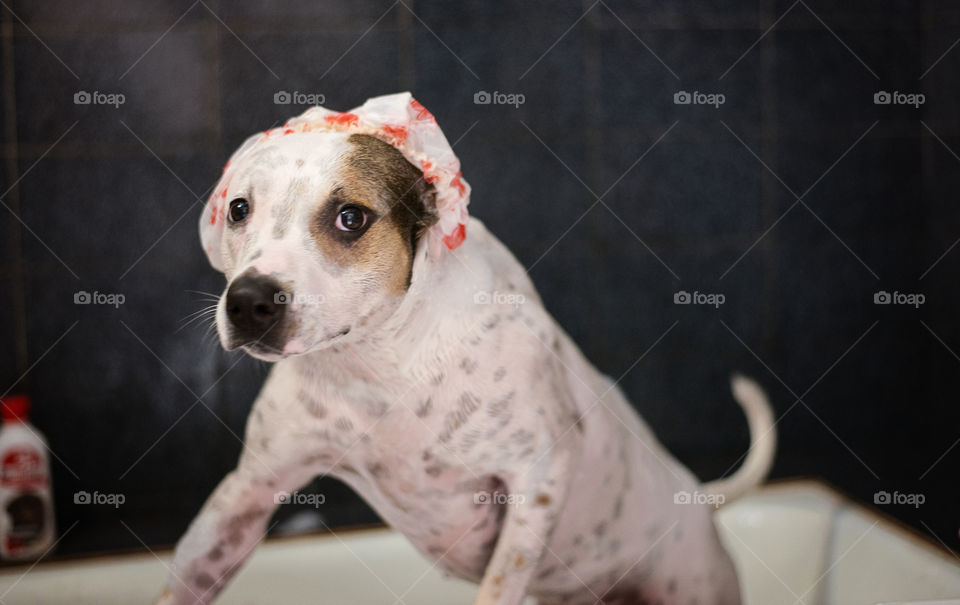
[157,93,776,605]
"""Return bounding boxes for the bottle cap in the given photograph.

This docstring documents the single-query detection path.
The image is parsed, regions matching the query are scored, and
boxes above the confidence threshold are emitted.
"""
[1,395,30,422]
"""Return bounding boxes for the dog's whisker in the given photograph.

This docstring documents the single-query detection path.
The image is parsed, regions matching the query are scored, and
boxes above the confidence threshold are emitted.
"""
[179,302,218,317]
[180,305,217,321]
[185,289,221,298]
[201,323,221,349]
[185,290,222,304]
[178,308,217,326]
[176,306,219,333]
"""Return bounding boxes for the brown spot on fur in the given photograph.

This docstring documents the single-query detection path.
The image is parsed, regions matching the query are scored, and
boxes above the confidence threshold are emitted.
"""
[460,357,478,374]
[483,315,501,330]
[227,507,263,533]
[439,392,481,442]
[415,397,433,418]
[514,553,525,568]
[194,572,216,590]
[365,399,388,417]
[367,462,389,478]
[305,400,326,418]
[228,530,244,546]
[537,564,558,580]
[536,493,551,506]
[309,134,437,296]
[297,390,323,415]
[486,390,515,417]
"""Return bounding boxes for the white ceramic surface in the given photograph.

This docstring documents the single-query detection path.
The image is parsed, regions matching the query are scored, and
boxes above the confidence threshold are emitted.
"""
[0,480,955,604]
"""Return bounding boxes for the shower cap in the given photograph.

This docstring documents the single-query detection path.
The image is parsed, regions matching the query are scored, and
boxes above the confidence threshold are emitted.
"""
[200,92,470,271]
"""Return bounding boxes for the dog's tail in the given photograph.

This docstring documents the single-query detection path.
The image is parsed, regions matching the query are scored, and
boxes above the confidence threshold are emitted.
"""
[703,374,777,504]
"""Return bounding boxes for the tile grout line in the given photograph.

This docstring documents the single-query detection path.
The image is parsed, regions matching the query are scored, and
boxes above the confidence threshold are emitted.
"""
[208,5,223,153]
[0,127,945,162]
[582,0,605,356]
[760,0,780,363]
[397,0,416,93]
[1,11,943,37]
[209,5,229,433]
[920,0,935,283]
[1,7,28,379]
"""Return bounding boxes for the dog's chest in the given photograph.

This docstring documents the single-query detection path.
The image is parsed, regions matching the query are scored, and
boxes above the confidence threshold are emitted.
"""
[322,409,507,580]
[324,393,493,517]
[293,356,529,577]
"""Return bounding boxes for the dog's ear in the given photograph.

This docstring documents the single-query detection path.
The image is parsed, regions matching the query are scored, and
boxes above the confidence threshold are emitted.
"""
[410,174,439,247]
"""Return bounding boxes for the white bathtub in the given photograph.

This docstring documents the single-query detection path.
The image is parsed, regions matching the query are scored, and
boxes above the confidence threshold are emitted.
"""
[0,480,956,604]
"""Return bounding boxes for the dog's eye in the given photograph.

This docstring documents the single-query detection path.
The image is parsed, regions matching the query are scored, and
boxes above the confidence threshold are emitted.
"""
[229,198,250,224]
[336,206,367,231]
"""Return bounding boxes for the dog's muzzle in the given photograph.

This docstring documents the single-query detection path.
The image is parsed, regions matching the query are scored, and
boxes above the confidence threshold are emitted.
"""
[225,273,286,348]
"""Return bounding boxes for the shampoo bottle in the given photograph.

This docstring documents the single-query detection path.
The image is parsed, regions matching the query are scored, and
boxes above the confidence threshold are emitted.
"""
[0,395,55,560]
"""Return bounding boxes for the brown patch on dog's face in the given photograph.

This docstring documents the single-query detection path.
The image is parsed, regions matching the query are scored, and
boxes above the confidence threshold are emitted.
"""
[309,134,436,296]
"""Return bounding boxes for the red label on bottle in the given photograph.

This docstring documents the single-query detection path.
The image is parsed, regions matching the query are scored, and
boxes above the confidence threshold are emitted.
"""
[1,449,46,489]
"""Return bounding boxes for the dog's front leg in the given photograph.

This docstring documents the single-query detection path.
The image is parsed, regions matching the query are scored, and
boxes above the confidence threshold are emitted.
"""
[473,447,574,605]
[157,383,318,604]
[156,465,281,605]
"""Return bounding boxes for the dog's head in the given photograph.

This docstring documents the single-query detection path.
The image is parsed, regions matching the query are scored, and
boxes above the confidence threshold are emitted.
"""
[206,131,438,360]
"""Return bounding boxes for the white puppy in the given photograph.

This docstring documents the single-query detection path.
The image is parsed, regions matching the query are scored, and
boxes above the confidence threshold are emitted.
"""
[158,94,775,605]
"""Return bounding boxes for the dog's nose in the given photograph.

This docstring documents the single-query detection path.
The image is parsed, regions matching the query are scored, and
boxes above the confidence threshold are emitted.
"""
[225,274,286,339]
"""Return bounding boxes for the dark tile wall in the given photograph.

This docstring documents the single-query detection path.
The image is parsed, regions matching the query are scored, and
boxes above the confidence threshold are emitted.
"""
[0,0,957,561]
